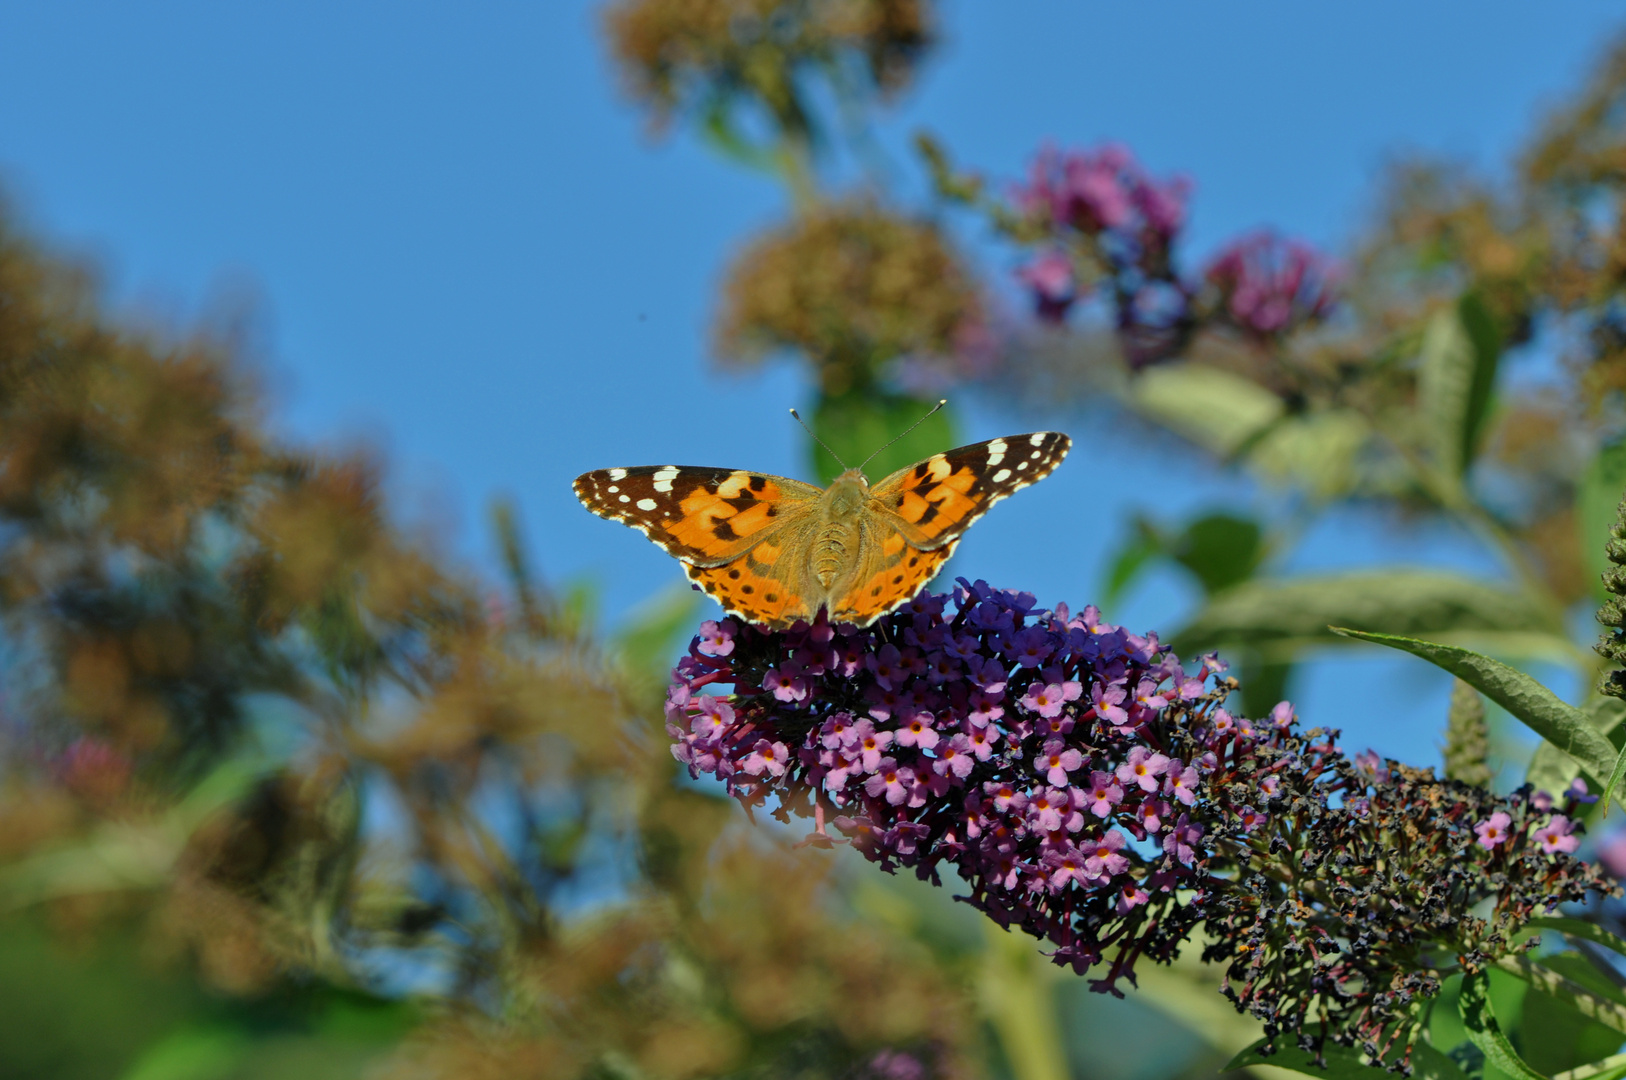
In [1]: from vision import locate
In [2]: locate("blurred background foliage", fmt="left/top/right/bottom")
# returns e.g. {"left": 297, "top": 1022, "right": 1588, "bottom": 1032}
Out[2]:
{"left": 4, "top": 1, "right": 1626, "bottom": 1078}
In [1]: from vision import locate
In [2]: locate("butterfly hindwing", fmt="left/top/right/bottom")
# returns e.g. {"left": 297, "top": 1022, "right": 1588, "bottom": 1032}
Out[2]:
{"left": 870, "top": 432, "right": 1072, "bottom": 550}
{"left": 573, "top": 466, "right": 820, "bottom": 566}
{"left": 827, "top": 533, "right": 959, "bottom": 625}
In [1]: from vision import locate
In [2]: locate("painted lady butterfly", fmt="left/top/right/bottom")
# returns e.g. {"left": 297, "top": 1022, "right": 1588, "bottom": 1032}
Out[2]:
{"left": 573, "top": 432, "right": 1071, "bottom": 628}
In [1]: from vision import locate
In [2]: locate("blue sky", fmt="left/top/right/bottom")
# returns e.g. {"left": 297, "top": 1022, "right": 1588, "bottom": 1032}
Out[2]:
{"left": 0, "top": 0, "right": 1620, "bottom": 768}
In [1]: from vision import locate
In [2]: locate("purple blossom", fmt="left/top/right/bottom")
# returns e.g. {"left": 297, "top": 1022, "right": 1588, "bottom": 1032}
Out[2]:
{"left": 1016, "top": 250, "right": 1078, "bottom": 323}
{"left": 1090, "top": 681, "right": 1129, "bottom": 726}
{"left": 1021, "top": 680, "right": 1080, "bottom": 718}
{"left": 1165, "top": 761, "right": 1199, "bottom": 806}
{"left": 1035, "top": 737, "right": 1084, "bottom": 786}
{"left": 1474, "top": 812, "right": 1512, "bottom": 850}
{"left": 696, "top": 619, "right": 735, "bottom": 657}
{"left": 742, "top": 739, "right": 790, "bottom": 777}
{"left": 1203, "top": 230, "right": 1339, "bottom": 341}
{"left": 764, "top": 663, "right": 808, "bottom": 703}
{"left": 1085, "top": 771, "right": 1123, "bottom": 818}
{"left": 1534, "top": 814, "right": 1580, "bottom": 855}
{"left": 1115, "top": 746, "right": 1170, "bottom": 793}
{"left": 1269, "top": 701, "right": 1296, "bottom": 729}
{"left": 1163, "top": 814, "right": 1203, "bottom": 864}
{"left": 1570, "top": 778, "right": 1601, "bottom": 804}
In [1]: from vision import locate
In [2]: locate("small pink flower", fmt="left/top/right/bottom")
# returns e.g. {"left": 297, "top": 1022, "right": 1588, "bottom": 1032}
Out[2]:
{"left": 1474, "top": 811, "right": 1512, "bottom": 850}
{"left": 1533, "top": 815, "right": 1580, "bottom": 855}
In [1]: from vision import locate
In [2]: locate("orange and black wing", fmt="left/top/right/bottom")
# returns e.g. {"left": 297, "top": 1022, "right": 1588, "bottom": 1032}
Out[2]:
{"left": 573, "top": 465, "right": 819, "bottom": 566}
{"left": 869, "top": 432, "right": 1071, "bottom": 549}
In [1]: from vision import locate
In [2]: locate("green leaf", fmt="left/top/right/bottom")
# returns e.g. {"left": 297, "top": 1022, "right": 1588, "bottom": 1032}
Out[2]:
{"left": 1131, "top": 364, "right": 1285, "bottom": 458}
{"left": 1223, "top": 1035, "right": 1468, "bottom": 1079}
{"left": 1172, "top": 571, "right": 1562, "bottom": 660}
{"left": 809, "top": 392, "right": 956, "bottom": 486}
{"left": 1457, "top": 293, "right": 1504, "bottom": 466}
{"left": 1579, "top": 440, "right": 1626, "bottom": 603}
{"left": 1603, "top": 742, "right": 1626, "bottom": 815}
{"left": 1329, "top": 628, "right": 1614, "bottom": 784}
{"left": 1102, "top": 517, "right": 1164, "bottom": 609}
{"left": 1527, "top": 698, "right": 1626, "bottom": 799}
{"left": 1461, "top": 970, "right": 1549, "bottom": 1080}
{"left": 1172, "top": 513, "right": 1264, "bottom": 595}
{"left": 1417, "top": 295, "right": 1503, "bottom": 478}
{"left": 1553, "top": 1050, "right": 1626, "bottom": 1080}
{"left": 1528, "top": 917, "right": 1626, "bottom": 965}
{"left": 1101, "top": 512, "right": 1264, "bottom": 608}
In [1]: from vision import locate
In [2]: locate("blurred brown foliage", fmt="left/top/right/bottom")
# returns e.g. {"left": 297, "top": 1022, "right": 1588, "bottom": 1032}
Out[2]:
{"left": 0, "top": 200, "right": 981, "bottom": 1077}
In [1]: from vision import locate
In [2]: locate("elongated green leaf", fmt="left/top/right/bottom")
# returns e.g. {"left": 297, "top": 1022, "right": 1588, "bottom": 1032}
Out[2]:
{"left": 1329, "top": 628, "right": 1614, "bottom": 783}
{"left": 1580, "top": 440, "right": 1626, "bottom": 603}
{"left": 1604, "top": 743, "right": 1626, "bottom": 815}
{"left": 1497, "top": 954, "right": 1626, "bottom": 1037}
{"left": 1418, "top": 306, "right": 1477, "bottom": 478}
{"left": 1554, "top": 1050, "right": 1626, "bottom": 1080}
{"left": 1461, "top": 970, "right": 1548, "bottom": 1080}
{"left": 1224, "top": 1035, "right": 1467, "bottom": 1079}
{"left": 1131, "top": 363, "right": 1284, "bottom": 458}
{"left": 1528, "top": 699, "right": 1626, "bottom": 798}
{"left": 1417, "top": 295, "right": 1503, "bottom": 479}
{"left": 1530, "top": 918, "right": 1626, "bottom": 964}
{"left": 1172, "top": 571, "right": 1561, "bottom": 658}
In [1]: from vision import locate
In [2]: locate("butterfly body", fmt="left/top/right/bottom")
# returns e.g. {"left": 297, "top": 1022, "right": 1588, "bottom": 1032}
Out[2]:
{"left": 574, "top": 432, "right": 1071, "bottom": 629}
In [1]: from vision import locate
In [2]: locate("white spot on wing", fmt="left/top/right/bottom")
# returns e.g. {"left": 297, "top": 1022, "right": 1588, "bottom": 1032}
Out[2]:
{"left": 992, "top": 468, "right": 1011, "bottom": 482}
{"left": 653, "top": 480, "right": 673, "bottom": 492}
{"left": 636, "top": 498, "right": 658, "bottom": 511}
{"left": 608, "top": 468, "right": 628, "bottom": 481}
{"left": 1029, "top": 433, "right": 1046, "bottom": 446}
{"left": 606, "top": 485, "right": 618, "bottom": 493}
{"left": 619, "top": 495, "right": 631, "bottom": 503}
{"left": 987, "top": 438, "right": 1007, "bottom": 466}
{"left": 1017, "top": 461, "right": 1028, "bottom": 470}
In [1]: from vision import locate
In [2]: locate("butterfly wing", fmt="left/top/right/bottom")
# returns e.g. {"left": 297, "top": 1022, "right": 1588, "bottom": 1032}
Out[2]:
{"left": 573, "top": 465, "right": 821, "bottom": 566}
{"left": 870, "top": 432, "right": 1072, "bottom": 549}
{"left": 826, "top": 432, "right": 1072, "bottom": 626}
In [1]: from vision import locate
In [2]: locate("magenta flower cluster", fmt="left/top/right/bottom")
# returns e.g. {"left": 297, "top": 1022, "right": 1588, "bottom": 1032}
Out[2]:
{"left": 1000, "top": 143, "right": 1340, "bottom": 370}
{"left": 1202, "top": 230, "right": 1340, "bottom": 341}
{"left": 668, "top": 579, "right": 1256, "bottom": 993}
{"left": 1008, "top": 145, "right": 1195, "bottom": 367}
{"left": 665, "top": 582, "right": 1613, "bottom": 1069}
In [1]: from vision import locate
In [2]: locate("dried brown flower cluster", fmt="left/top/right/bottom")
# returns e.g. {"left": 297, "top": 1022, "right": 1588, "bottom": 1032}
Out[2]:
{"left": 603, "top": 0, "right": 934, "bottom": 133}
{"left": 714, "top": 202, "right": 983, "bottom": 395}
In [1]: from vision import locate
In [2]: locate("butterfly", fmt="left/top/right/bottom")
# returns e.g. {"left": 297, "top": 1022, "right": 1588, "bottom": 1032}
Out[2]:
{"left": 573, "top": 432, "right": 1071, "bottom": 629}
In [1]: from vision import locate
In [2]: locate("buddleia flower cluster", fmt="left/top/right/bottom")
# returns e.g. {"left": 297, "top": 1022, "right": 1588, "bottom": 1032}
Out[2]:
{"left": 665, "top": 581, "right": 1612, "bottom": 1071}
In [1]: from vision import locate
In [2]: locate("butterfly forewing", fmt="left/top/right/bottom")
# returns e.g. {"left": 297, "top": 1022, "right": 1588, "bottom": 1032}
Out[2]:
{"left": 574, "top": 431, "right": 1071, "bottom": 630}
{"left": 573, "top": 465, "right": 820, "bottom": 566}
{"left": 871, "top": 432, "right": 1072, "bottom": 550}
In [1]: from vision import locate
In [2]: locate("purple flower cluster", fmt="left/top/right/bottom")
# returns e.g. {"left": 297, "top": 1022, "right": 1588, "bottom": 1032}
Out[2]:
{"left": 669, "top": 579, "right": 1253, "bottom": 993}
{"left": 1202, "top": 230, "right": 1340, "bottom": 342}
{"left": 665, "top": 581, "right": 1614, "bottom": 1071}
{"left": 1008, "top": 145, "right": 1194, "bottom": 366}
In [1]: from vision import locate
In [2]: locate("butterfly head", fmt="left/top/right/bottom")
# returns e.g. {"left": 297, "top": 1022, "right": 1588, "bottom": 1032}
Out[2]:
{"left": 826, "top": 469, "right": 872, "bottom": 516}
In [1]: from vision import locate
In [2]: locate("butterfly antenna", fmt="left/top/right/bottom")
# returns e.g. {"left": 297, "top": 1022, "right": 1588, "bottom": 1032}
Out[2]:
{"left": 789, "top": 407, "right": 850, "bottom": 471}
{"left": 858, "top": 399, "right": 948, "bottom": 472}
